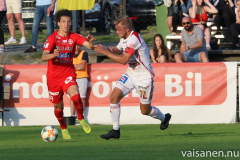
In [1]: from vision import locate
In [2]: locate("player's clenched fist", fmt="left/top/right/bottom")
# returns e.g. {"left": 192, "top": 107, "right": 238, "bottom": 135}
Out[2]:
{"left": 53, "top": 49, "right": 60, "bottom": 57}
{"left": 85, "top": 34, "right": 96, "bottom": 42}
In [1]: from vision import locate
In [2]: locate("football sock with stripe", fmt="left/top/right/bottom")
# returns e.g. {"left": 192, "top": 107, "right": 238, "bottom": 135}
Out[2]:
{"left": 110, "top": 103, "right": 121, "bottom": 130}
{"left": 71, "top": 94, "right": 84, "bottom": 120}
{"left": 148, "top": 106, "right": 165, "bottom": 121}
{"left": 54, "top": 109, "right": 67, "bottom": 130}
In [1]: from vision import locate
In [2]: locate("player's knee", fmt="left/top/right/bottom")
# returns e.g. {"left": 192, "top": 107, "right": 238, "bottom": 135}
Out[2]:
{"left": 71, "top": 94, "right": 82, "bottom": 105}
{"left": 53, "top": 102, "right": 63, "bottom": 110}
{"left": 110, "top": 93, "right": 120, "bottom": 104}
{"left": 141, "top": 108, "right": 151, "bottom": 115}
{"left": 140, "top": 106, "right": 151, "bottom": 115}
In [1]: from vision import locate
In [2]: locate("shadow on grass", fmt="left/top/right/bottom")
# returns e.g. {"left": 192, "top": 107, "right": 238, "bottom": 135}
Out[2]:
{"left": 158, "top": 131, "right": 236, "bottom": 138}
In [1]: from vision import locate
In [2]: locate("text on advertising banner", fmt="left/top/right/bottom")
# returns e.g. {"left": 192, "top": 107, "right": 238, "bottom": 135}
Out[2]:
{"left": 3, "top": 63, "right": 227, "bottom": 107}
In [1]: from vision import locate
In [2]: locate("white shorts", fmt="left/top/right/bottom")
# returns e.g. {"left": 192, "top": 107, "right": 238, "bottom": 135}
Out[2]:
{"left": 114, "top": 73, "right": 154, "bottom": 104}
{"left": 76, "top": 78, "right": 88, "bottom": 98}
{"left": 6, "top": 0, "right": 22, "bottom": 14}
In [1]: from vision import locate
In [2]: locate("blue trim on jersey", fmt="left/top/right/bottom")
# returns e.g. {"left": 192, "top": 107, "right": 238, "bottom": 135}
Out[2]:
{"left": 57, "top": 52, "right": 72, "bottom": 59}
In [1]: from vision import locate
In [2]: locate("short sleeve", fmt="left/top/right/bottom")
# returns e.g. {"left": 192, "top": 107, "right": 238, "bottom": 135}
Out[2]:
{"left": 116, "top": 39, "right": 123, "bottom": 51}
{"left": 195, "top": 27, "right": 204, "bottom": 40}
{"left": 76, "top": 34, "right": 86, "bottom": 46}
{"left": 127, "top": 36, "right": 141, "bottom": 50}
{"left": 43, "top": 35, "right": 55, "bottom": 51}
{"left": 181, "top": 30, "right": 185, "bottom": 42}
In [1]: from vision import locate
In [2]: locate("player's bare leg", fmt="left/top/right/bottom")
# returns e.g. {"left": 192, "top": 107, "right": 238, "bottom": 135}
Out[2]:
{"left": 140, "top": 103, "right": 171, "bottom": 130}
{"left": 101, "top": 87, "right": 124, "bottom": 140}
{"left": 67, "top": 85, "right": 91, "bottom": 133}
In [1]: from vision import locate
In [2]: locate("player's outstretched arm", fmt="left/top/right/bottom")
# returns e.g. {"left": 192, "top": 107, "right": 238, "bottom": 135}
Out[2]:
{"left": 82, "top": 34, "right": 96, "bottom": 50}
{"left": 42, "top": 49, "right": 60, "bottom": 61}
{"left": 94, "top": 44, "right": 132, "bottom": 65}
{"left": 107, "top": 46, "right": 122, "bottom": 55}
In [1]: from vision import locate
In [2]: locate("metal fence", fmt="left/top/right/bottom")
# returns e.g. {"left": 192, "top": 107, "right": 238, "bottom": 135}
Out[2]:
{"left": 2, "top": 0, "right": 156, "bottom": 34}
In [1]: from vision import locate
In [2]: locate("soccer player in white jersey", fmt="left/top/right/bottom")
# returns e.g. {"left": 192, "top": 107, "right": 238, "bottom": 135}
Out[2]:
{"left": 94, "top": 15, "right": 171, "bottom": 140}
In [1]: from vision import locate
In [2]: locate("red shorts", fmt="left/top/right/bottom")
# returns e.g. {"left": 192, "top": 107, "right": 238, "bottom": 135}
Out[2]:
{"left": 47, "top": 75, "right": 77, "bottom": 104}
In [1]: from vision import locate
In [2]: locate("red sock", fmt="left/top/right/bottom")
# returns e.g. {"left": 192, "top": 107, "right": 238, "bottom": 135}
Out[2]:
{"left": 71, "top": 94, "right": 84, "bottom": 120}
{"left": 54, "top": 109, "right": 67, "bottom": 130}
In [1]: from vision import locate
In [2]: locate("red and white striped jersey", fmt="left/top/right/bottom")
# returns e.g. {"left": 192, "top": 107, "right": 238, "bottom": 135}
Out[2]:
{"left": 116, "top": 31, "right": 155, "bottom": 80}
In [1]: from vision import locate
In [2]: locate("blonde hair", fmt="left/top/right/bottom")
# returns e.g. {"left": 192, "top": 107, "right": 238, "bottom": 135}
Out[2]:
{"left": 114, "top": 15, "right": 132, "bottom": 30}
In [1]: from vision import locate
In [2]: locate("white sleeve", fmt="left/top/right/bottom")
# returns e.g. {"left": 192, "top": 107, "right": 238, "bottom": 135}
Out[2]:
{"left": 116, "top": 39, "right": 123, "bottom": 51}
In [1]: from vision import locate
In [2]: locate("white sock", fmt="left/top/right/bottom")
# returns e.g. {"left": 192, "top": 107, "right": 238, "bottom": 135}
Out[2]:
{"left": 148, "top": 106, "right": 165, "bottom": 121}
{"left": 110, "top": 103, "right": 121, "bottom": 130}
{"left": 206, "top": 44, "right": 211, "bottom": 48}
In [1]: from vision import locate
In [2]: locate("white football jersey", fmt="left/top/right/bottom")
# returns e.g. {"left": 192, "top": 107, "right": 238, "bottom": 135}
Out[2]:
{"left": 116, "top": 31, "right": 155, "bottom": 80}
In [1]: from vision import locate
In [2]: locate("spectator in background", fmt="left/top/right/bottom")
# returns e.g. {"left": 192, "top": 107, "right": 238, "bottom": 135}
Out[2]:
{"left": 214, "top": 0, "right": 235, "bottom": 35}
{"left": 150, "top": 34, "right": 172, "bottom": 63}
{"left": 5, "top": 0, "right": 27, "bottom": 44}
{"left": 210, "top": 0, "right": 219, "bottom": 19}
{"left": 70, "top": 45, "right": 89, "bottom": 124}
{"left": 24, "top": 0, "right": 56, "bottom": 53}
{"left": 189, "top": 0, "right": 218, "bottom": 50}
{"left": 172, "top": 0, "right": 192, "bottom": 35}
{"left": 165, "top": 0, "right": 175, "bottom": 34}
{"left": 214, "top": 0, "right": 237, "bottom": 49}
{"left": 225, "top": 0, "right": 240, "bottom": 49}
{"left": 174, "top": 17, "right": 209, "bottom": 62}
{"left": 0, "top": 0, "right": 6, "bottom": 52}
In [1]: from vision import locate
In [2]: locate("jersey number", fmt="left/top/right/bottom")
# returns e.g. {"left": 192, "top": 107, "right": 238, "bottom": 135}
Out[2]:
{"left": 140, "top": 90, "right": 147, "bottom": 99}
{"left": 65, "top": 76, "right": 73, "bottom": 84}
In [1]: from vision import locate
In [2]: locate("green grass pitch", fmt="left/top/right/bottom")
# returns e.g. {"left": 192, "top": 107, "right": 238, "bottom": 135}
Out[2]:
{"left": 0, "top": 124, "right": 239, "bottom": 160}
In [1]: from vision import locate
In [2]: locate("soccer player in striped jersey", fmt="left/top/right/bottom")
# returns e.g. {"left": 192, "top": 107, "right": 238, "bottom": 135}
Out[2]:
{"left": 94, "top": 15, "right": 172, "bottom": 140}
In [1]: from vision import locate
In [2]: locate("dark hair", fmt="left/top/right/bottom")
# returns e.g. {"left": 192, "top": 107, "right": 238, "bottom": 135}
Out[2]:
{"left": 152, "top": 34, "right": 169, "bottom": 61}
{"left": 55, "top": 9, "right": 72, "bottom": 22}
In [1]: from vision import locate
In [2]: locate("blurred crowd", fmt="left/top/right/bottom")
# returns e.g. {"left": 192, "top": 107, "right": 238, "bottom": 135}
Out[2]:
{"left": 150, "top": 0, "right": 240, "bottom": 63}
